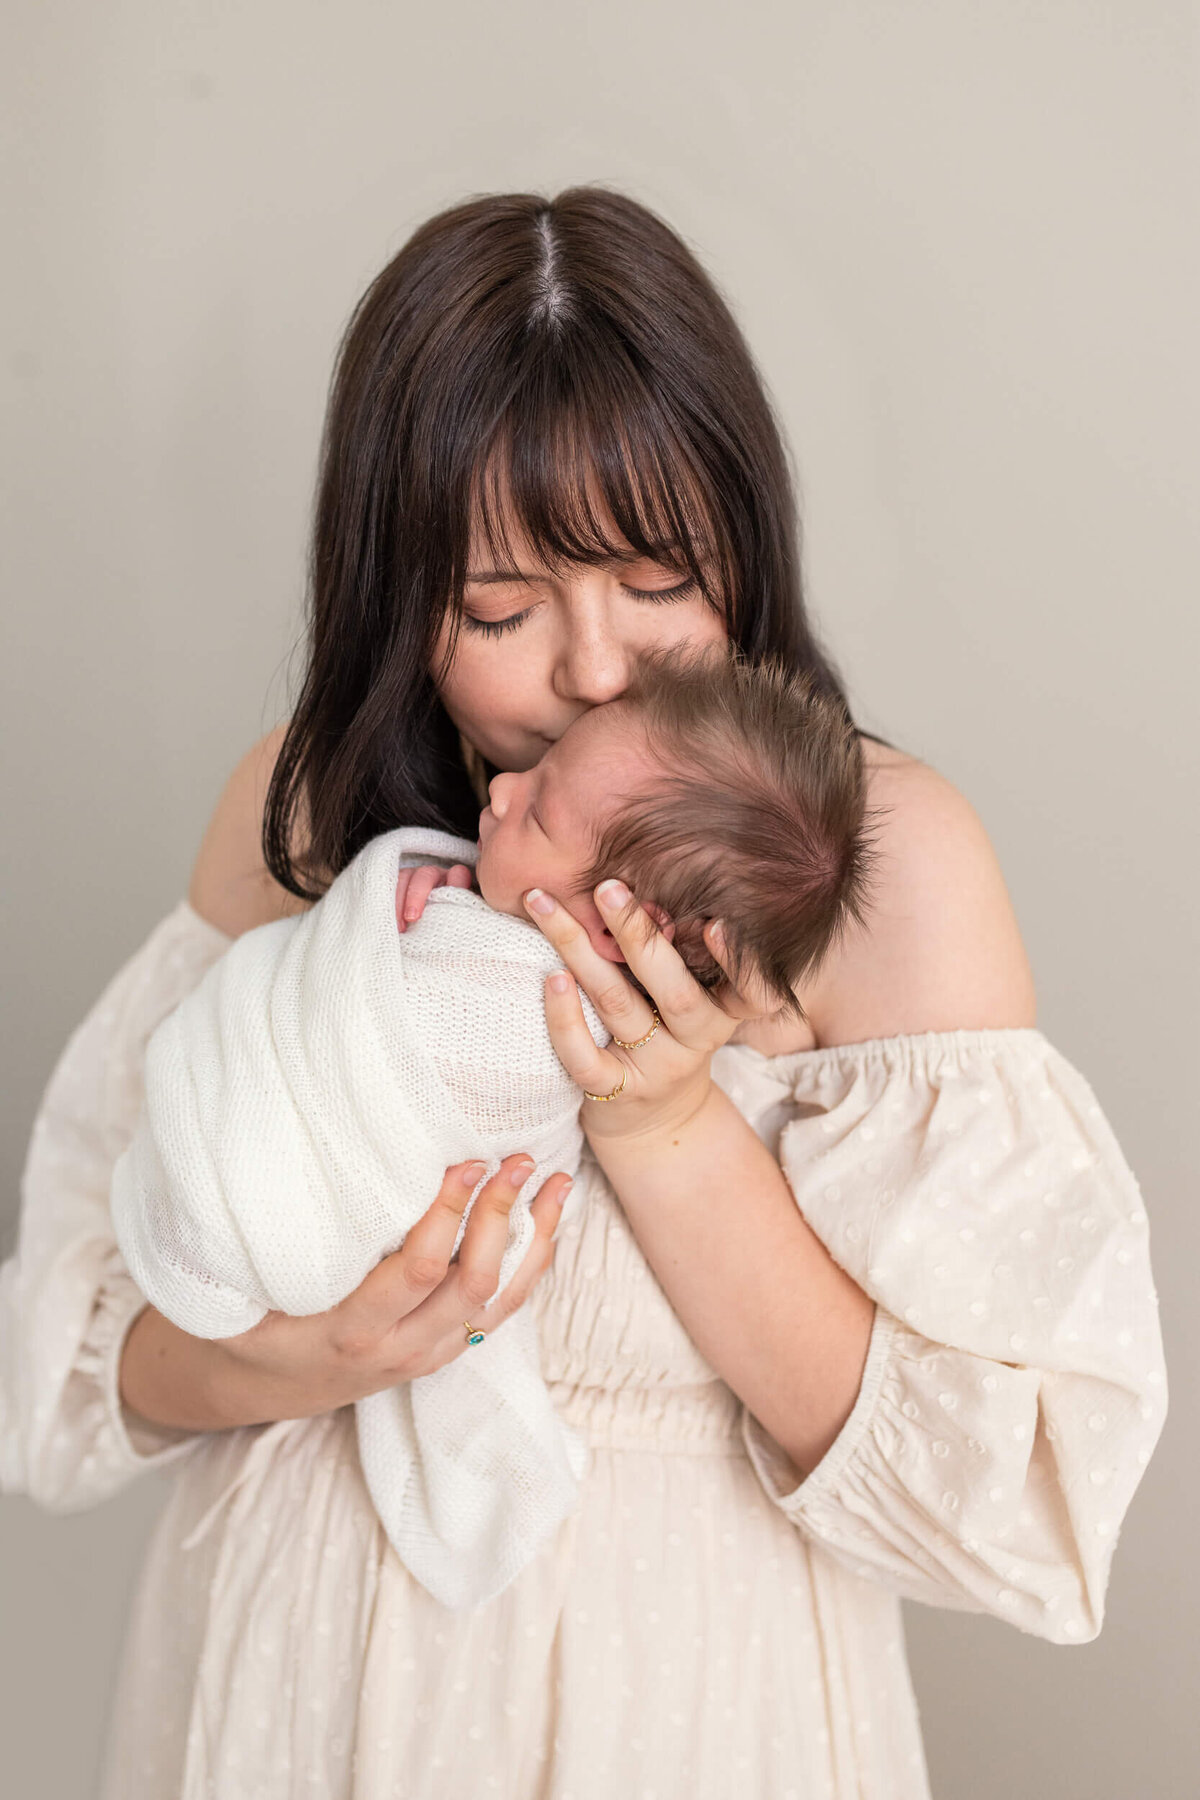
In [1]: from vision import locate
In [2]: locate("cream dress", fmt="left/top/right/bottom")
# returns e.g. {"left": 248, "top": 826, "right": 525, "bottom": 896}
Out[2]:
{"left": 0, "top": 899, "right": 1168, "bottom": 1800}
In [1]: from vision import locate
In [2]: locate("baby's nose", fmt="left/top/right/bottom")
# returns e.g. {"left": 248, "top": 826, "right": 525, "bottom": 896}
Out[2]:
{"left": 487, "top": 772, "right": 512, "bottom": 818}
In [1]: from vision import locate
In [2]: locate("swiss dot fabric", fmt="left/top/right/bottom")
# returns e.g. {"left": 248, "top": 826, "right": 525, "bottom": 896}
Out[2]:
{"left": 0, "top": 900, "right": 1168, "bottom": 1799}
{"left": 108, "top": 827, "right": 608, "bottom": 1610}
{"left": 712, "top": 1031, "right": 1168, "bottom": 1644}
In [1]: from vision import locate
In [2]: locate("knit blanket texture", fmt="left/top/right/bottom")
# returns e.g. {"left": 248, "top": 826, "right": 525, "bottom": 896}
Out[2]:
{"left": 111, "top": 827, "right": 608, "bottom": 1610}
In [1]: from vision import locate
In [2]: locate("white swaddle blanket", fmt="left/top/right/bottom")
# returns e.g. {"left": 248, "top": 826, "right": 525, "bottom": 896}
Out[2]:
{"left": 111, "top": 827, "right": 609, "bottom": 1610}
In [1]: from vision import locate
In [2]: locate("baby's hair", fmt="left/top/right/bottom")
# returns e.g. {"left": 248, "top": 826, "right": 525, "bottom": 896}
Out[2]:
{"left": 574, "top": 642, "right": 881, "bottom": 1020}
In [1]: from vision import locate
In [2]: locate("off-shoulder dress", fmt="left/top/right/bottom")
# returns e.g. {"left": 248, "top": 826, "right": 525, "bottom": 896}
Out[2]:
{"left": 0, "top": 899, "right": 1167, "bottom": 1800}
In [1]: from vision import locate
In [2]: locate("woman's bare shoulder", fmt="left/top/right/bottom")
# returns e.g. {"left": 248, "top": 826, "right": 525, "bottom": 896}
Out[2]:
{"left": 804, "top": 740, "right": 1038, "bottom": 1046}
{"left": 187, "top": 724, "right": 315, "bottom": 938}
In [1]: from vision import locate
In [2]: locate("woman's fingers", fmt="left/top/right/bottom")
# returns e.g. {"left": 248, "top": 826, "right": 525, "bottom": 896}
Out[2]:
{"left": 223, "top": 1160, "right": 568, "bottom": 1413}
{"left": 344, "top": 1159, "right": 484, "bottom": 1336}
{"left": 342, "top": 1155, "right": 564, "bottom": 1357}
{"left": 523, "top": 888, "right": 665, "bottom": 1047}
{"left": 592, "top": 881, "right": 731, "bottom": 1045}
{"left": 524, "top": 883, "right": 728, "bottom": 1053}
{"left": 479, "top": 1168, "right": 573, "bottom": 1319}
{"left": 449, "top": 1155, "right": 536, "bottom": 1312}
{"left": 542, "top": 969, "right": 632, "bottom": 1099}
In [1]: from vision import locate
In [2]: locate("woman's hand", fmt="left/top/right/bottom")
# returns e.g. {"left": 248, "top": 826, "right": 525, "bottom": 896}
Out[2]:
{"left": 395, "top": 861, "right": 474, "bottom": 932}
{"left": 522, "top": 878, "right": 781, "bottom": 1143}
{"left": 122, "top": 1155, "right": 571, "bottom": 1431}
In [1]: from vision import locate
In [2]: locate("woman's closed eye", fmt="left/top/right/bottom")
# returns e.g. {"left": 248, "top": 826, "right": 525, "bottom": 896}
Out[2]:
{"left": 463, "top": 576, "right": 700, "bottom": 638}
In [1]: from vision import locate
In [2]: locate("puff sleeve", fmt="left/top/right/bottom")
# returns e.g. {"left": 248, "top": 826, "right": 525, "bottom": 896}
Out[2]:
{"left": 721, "top": 1029, "right": 1168, "bottom": 1646}
{"left": 0, "top": 900, "right": 235, "bottom": 1510}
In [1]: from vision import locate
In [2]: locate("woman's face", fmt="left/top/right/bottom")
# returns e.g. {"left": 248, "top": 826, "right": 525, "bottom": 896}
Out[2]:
{"left": 432, "top": 497, "right": 729, "bottom": 772}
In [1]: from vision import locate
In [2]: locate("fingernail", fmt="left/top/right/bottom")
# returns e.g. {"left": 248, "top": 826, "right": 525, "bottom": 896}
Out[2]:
{"left": 461, "top": 1161, "right": 487, "bottom": 1185}
{"left": 556, "top": 1179, "right": 573, "bottom": 1206}
{"left": 508, "top": 1161, "right": 535, "bottom": 1186}
{"left": 596, "top": 879, "right": 630, "bottom": 910}
{"left": 525, "top": 888, "right": 555, "bottom": 916}
{"left": 548, "top": 971, "right": 570, "bottom": 993}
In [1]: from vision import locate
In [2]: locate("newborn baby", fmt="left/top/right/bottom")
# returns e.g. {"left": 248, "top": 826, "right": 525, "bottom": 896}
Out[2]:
{"left": 112, "top": 643, "right": 872, "bottom": 1611}
{"left": 471, "top": 640, "right": 872, "bottom": 1013}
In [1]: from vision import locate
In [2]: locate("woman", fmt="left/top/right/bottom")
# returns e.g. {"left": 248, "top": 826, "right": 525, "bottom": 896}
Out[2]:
{"left": 1, "top": 187, "right": 1166, "bottom": 1798}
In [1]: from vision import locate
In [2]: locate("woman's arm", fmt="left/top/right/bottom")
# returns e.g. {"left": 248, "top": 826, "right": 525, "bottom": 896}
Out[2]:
{"left": 742, "top": 1029, "right": 1166, "bottom": 1644}
{"left": 583, "top": 1081, "right": 877, "bottom": 1475}
{"left": 117, "top": 728, "right": 301, "bottom": 1433}
{"left": 521, "top": 754, "right": 1038, "bottom": 1480}
{"left": 186, "top": 724, "right": 312, "bottom": 939}
{"left": 1, "top": 903, "right": 235, "bottom": 1505}
{"left": 118, "top": 1145, "right": 571, "bottom": 1431}
{"left": 119, "top": 1303, "right": 254, "bottom": 1431}
{"left": 523, "top": 760, "right": 1167, "bottom": 1644}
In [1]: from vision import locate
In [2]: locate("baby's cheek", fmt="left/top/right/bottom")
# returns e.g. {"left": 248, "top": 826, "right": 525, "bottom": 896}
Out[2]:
{"left": 473, "top": 842, "right": 511, "bottom": 915}
{"left": 486, "top": 839, "right": 553, "bottom": 921}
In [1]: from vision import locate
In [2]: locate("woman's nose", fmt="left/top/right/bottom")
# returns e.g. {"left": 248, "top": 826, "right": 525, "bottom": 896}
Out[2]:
{"left": 555, "top": 584, "right": 633, "bottom": 705}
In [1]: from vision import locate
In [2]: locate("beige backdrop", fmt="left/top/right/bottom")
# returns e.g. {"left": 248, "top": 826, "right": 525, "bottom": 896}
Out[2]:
{"left": 2, "top": 3, "right": 1196, "bottom": 1795}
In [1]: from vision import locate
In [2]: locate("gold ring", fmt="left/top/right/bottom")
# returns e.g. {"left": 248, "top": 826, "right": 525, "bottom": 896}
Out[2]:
{"left": 611, "top": 1006, "right": 661, "bottom": 1052}
{"left": 464, "top": 1320, "right": 486, "bottom": 1345}
{"left": 583, "top": 1065, "right": 628, "bottom": 1103}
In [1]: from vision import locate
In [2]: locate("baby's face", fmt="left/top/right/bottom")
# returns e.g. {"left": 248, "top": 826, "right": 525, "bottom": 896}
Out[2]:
{"left": 475, "top": 703, "right": 656, "bottom": 963}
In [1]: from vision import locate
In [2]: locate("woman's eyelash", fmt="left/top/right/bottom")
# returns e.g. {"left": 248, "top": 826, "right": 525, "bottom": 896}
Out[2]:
{"left": 466, "top": 611, "right": 528, "bottom": 638}
{"left": 622, "top": 577, "right": 698, "bottom": 603}
{"left": 463, "top": 577, "right": 698, "bottom": 638}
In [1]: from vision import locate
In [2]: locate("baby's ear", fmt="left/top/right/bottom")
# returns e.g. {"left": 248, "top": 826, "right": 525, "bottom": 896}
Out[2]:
{"left": 642, "top": 900, "right": 676, "bottom": 944}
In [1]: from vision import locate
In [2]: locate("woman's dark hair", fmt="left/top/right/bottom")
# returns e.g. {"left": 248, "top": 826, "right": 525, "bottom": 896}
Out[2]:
{"left": 265, "top": 184, "right": 873, "bottom": 900}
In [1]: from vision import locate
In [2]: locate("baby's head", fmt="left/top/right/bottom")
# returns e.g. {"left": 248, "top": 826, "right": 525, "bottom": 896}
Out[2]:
{"left": 475, "top": 643, "right": 875, "bottom": 1018}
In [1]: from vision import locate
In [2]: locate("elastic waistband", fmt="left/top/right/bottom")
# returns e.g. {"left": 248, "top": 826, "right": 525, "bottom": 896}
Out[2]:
{"left": 546, "top": 1378, "right": 745, "bottom": 1455}
{"left": 178, "top": 1380, "right": 748, "bottom": 1560}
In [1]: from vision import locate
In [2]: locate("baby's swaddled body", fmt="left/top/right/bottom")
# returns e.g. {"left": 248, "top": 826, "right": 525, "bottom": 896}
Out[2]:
{"left": 112, "top": 826, "right": 607, "bottom": 1611}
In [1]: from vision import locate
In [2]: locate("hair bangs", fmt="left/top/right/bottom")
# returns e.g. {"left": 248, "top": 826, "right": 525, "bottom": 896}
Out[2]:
{"left": 267, "top": 186, "right": 868, "bottom": 898}
{"left": 456, "top": 340, "right": 733, "bottom": 618}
